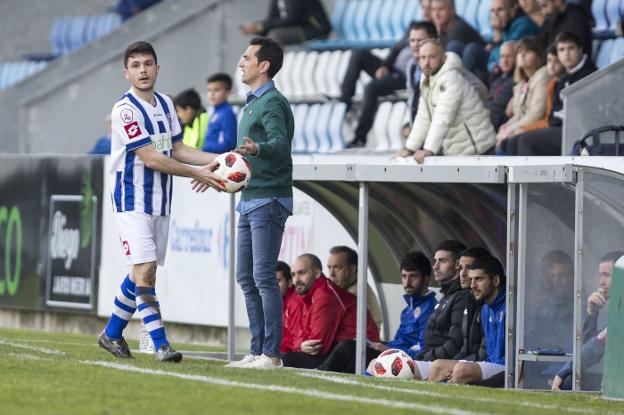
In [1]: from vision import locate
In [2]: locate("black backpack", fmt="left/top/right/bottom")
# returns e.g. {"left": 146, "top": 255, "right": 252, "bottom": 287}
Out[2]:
{"left": 572, "top": 125, "right": 624, "bottom": 156}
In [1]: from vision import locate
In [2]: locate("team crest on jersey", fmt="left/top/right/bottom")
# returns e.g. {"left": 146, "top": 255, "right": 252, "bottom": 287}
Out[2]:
{"left": 413, "top": 307, "right": 421, "bottom": 318}
{"left": 122, "top": 240, "right": 131, "bottom": 256}
{"left": 120, "top": 108, "right": 134, "bottom": 123}
{"left": 124, "top": 121, "right": 142, "bottom": 139}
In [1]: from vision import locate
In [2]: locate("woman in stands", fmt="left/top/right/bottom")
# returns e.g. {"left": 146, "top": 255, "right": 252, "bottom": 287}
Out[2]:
{"left": 496, "top": 37, "right": 550, "bottom": 153}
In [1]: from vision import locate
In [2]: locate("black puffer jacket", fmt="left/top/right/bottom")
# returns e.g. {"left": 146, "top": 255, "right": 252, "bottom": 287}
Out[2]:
{"left": 454, "top": 300, "right": 487, "bottom": 361}
{"left": 416, "top": 278, "right": 475, "bottom": 361}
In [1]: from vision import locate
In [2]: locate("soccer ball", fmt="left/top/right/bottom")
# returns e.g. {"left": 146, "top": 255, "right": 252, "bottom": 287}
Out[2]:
{"left": 213, "top": 152, "right": 251, "bottom": 193}
{"left": 373, "top": 348, "right": 416, "bottom": 379}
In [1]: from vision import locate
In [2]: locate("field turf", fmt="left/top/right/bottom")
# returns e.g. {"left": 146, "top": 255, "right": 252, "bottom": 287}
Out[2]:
{"left": 1, "top": 328, "right": 623, "bottom": 415}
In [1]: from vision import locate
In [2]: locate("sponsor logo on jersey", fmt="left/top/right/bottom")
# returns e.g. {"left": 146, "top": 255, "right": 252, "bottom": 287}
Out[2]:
{"left": 124, "top": 121, "right": 142, "bottom": 139}
{"left": 122, "top": 240, "right": 131, "bottom": 256}
{"left": 120, "top": 108, "right": 134, "bottom": 123}
{"left": 151, "top": 133, "right": 173, "bottom": 152}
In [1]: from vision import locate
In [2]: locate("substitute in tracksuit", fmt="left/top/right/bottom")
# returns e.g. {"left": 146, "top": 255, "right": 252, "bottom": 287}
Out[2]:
{"left": 427, "top": 256, "right": 506, "bottom": 385}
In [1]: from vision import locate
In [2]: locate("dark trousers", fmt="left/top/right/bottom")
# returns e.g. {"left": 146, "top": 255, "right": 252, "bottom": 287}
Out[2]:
{"left": 446, "top": 40, "right": 489, "bottom": 78}
{"left": 282, "top": 351, "right": 327, "bottom": 369}
{"left": 340, "top": 49, "right": 406, "bottom": 143}
{"left": 317, "top": 339, "right": 381, "bottom": 373}
{"left": 503, "top": 127, "right": 562, "bottom": 155}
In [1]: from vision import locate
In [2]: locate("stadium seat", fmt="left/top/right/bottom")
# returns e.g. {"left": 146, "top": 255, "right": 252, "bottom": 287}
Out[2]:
{"left": 303, "top": 103, "right": 322, "bottom": 153}
{"left": 0, "top": 61, "right": 48, "bottom": 91}
{"left": 606, "top": 0, "right": 621, "bottom": 31}
{"left": 378, "top": 0, "right": 396, "bottom": 43}
{"left": 456, "top": 0, "right": 469, "bottom": 18}
{"left": 477, "top": 0, "right": 493, "bottom": 39}
{"left": 274, "top": 51, "right": 294, "bottom": 96}
{"left": 290, "top": 51, "right": 308, "bottom": 99}
{"left": 366, "top": 0, "right": 384, "bottom": 44}
{"left": 292, "top": 104, "right": 310, "bottom": 153}
{"left": 592, "top": 0, "right": 609, "bottom": 33}
{"left": 328, "top": 102, "right": 348, "bottom": 152}
{"left": 315, "top": 103, "right": 334, "bottom": 153}
{"left": 596, "top": 39, "right": 615, "bottom": 68}
{"left": 610, "top": 37, "right": 624, "bottom": 64}
{"left": 300, "top": 51, "right": 320, "bottom": 98}
{"left": 51, "top": 13, "right": 121, "bottom": 56}
{"left": 370, "top": 101, "right": 394, "bottom": 151}
{"left": 387, "top": 101, "right": 409, "bottom": 150}
{"left": 463, "top": 0, "right": 481, "bottom": 31}
{"left": 402, "top": 0, "right": 421, "bottom": 32}
{"left": 390, "top": 0, "right": 409, "bottom": 40}
{"left": 352, "top": 0, "right": 371, "bottom": 43}
{"left": 314, "top": 51, "right": 332, "bottom": 97}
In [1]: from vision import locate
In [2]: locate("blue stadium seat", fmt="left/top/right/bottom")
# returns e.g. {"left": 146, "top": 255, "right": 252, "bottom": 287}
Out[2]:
{"left": 477, "top": 0, "right": 493, "bottom": 39}
{"left": 329, "top": 0, "right": 348, "bottom": 40}
{"left": 596, "top": 39, "right": 615, "bottom": 68}
{"left": 303, "top": 104, "right": 322, "bottom": 153}
{"left": 402, "top": 0, "right": 420, "bottom": 34}
{"left": 378, "top": 0, "right": 396, "bottom": 42}
{"left": 328, "top": 102, "right": 348, "bottom": 152}
{"left": 292, "top": 104, "right": 310, "bottom": 153}
{"left": 0, "top": 61, "right": 48, "bottom": 91}
{"left": 592, "top": 0, "right": 609, "bottom": 33}
{"left": 606, "top": 0, "right": 621, "bottom": 31}
{"left": 610, "top": 37, "right": 624, "bottom": 64}
{"left": 463, "top": 0, "right": 481, "bottom": 30}
{"left": 51, "top": 14, "right": 121, "bottom": 56}
{"left": 455, "top": 0, "right": 469, "bottom": 18}
{"left": 352, "top": 0, "right": 371, "bottom": 43}
{"left": 315, "top": 103, "right": 334, "bottom": 153}
{"left": 390, "top": 0, "right": 408, "bottom": 40}
{"left": 366, "top": 0, "right": 384, "bottom": 43}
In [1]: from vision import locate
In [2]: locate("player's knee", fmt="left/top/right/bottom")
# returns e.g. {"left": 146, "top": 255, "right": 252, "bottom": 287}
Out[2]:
{"left": 133, "top": 262, "right": 157, "bottom": 286}
{"left": 452, "top": 362, "right": 477, "bottom": 384}
{"left": 427, "top": 360, "right": 445, "bottom": 381}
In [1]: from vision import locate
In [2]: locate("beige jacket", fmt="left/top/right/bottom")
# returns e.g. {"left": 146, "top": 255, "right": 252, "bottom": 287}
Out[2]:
{"left": 504, "top": 65, "right": 550, "bottom": 133}
{"left": 406, "top": 52, "right": 496, "bottom": 155}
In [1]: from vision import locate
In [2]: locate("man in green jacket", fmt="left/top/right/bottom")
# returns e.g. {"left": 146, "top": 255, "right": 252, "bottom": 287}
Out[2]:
{"left": 227, "top": 37, "right": 294, "bottom": 370}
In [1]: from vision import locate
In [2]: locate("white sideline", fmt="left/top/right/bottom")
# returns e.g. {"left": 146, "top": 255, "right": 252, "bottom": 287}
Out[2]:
{"left": 7, "top": 352, "right": 43, "bottom": 360}
{"left": 81, "top": 360, "right": 490, "bottom": 415}
{"left": 298, "top": 372, "right": 595, "bottom": 415}
{"left": 0, "top": 339, "right": 66, "bottom": 355}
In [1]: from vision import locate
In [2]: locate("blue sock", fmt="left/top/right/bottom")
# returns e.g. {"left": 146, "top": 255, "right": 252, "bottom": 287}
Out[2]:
{"left": 104, "top": 275, "right": 136, "bottom": 339}
{"left": 135, "top": 286, "right": 169, "bottom": 350}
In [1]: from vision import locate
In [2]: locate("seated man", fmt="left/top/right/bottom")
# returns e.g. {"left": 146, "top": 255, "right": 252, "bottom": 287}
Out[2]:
{"left": 506, "top": 31, "right": 595, "bottom": 155}
{"left": 281, "top": 254, "right": 379, "bottom": 369}
{"left": 538, "top": 0, "right": 592, "bottom": 57}
{"left": 552, "top": 326, "right": 607, "bottom": 391}
{"left": 412, "top": 240, "right": 475, "bottom": 380}
{"left": 240, "top": 0, "right": 331, "bottom": 46}
{"left": 427, "top": 256, "right": 506, "bottom": 386}
{"left": 487, "top": 41, "right": 516, "bottom": 131}
{"left": 396, "top": 40, "right": 496, "bottom": 164}
{"left": 327, "top": 246, "right": 383, "bottom": 330}
{"left": 277, "top": 260, "right": 302, "bottom": 354}
{"left": 318, "top": 251, "right": 437, "bottom": 373}
{"left": 430, "top": 0, "right": 484, "bottom": 52}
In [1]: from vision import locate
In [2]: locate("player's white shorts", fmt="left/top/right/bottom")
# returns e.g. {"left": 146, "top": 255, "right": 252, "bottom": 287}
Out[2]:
{"left": 459, "top": 360, "right": 505, "bottom": 380}
{"left": 114, "top": 211, "right": 169, "bottom": 266}
{"left": 414, "top": 361, "right": 432, "bottom": 379}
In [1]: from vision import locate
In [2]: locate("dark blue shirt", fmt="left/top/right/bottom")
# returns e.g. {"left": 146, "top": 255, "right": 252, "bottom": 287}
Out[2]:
{"left": 202, "top": 102, "right": 237, "bottom": 154}
{"left": 482, "top": 289, "right": 506, "bottom": 364}
{"left": 387, "top": 291, "right": 437, "bottom": 359}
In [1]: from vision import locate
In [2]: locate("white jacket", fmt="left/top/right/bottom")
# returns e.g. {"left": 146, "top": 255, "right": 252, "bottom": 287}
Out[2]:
{"left": 406, "top": 52, "right": 496, "bottom": 155}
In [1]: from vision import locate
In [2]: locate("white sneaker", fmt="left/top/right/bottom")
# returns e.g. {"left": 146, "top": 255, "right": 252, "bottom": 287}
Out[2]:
{"left": 225, "top": 354, "right": 259, "bottom": 368}
{"left": 243, "top": 354, "right": 283, "bottom": 369}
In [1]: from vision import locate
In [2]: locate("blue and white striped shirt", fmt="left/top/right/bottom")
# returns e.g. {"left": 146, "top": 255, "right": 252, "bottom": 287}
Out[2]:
{"left": 109, "top": 89, "right": 183, "bottom": 216}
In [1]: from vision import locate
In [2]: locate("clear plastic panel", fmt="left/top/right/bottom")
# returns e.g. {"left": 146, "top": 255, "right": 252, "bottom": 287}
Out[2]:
{"left": 521, "top": 183, "right": 575, "bottom": 389}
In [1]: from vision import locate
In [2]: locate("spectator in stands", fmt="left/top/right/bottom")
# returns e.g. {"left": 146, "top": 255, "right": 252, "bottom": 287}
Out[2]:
{"left": 240, "top": 0, "right": 331, "bottom": 46}
{"left": 454, "top": 0, "right": 541, "bottom": 77}
{"left": 406, "top": 22, "right": 439, "bottom": 122}
{"left": 427, "top": 256, "right": 506, "bottom": 387}
{"left": 114, "top": 0, "right": 161, "bottom": 21}
{"left": 281, "top": 254, "right": 379, "bottom": 369}
{"left": 412, "top": 240, "right": 475, "bottom": 380}
{"left": 487, "top": 41, "right": 516, "bottom": 131}
{"left": 538, "top": 0, "right": 592, "bottom": 56}
{"left": 327, "top": 246, "right": 383, "bottom": 330}
{"left": 496, "top": 37, "right": 549, "bottom": 151}
{"left": 318, "top": 251, "right": 437, "bottom": 374}
{"left": 519, "top": 0, "right": 546, "bottom": 27}
{"left": 202, "top": 73, "right": 237, "bottom": 153}
{"left": 396, "top": 40, "right": 496, "bottom": 164}
{"left": 430, "top": 0, "right": 484, "bottom": 51}
{"left": 88, "top": 115, "right": 112, "bottom": 155}
{"left": 337, "top": 21, "right": 435, "bottom": 148}
{"left": 174, "top": 88, "right": 208, "bottom": 149}
{"left": 504, "top": 31, "right": 595, "bottom": 155}
{"left": 420, "top": 0, "right": 433, "bottom": 21}
{"left": 516, "top": 44, "right": 565, "bottom": 133}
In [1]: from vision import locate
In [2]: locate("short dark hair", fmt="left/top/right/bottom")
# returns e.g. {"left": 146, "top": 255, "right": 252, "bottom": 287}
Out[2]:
{"left": 554, "top": 31, "right": 583, "bottom": 50}
{"left": 600, "top": 251, "right": 624, "bottom": 264}
{"left": 541, "top": 250, "right": 573, "bottom": 269}
{"left": 206, "top": 72, "right": 233, "bottom": 90}
{"left": 276, "top": 260, "right": 291, "bottom": 281}
{"left": 400, "top": 251, "right": 432, "bottom": 278}
{"left": 173, "top": 88, "right": 201, "bottom": 110}
{"left": 299, "top": 253, "right": 323, "bottom": 273}
{"left": 329, "top": 246, "right": 358, "bottom": 267}
{"left": 249, "top": 36, "right": 284, "bottom": 79}
{"left": 124, "top": 41, "right": 157, "bottom": 68}
{"left": 434, "top": 240, "right": 467, "bottom": 263}
{"left": 409, "top": 20, "right": 438, "bottom": 38}
{"left": 469, "top": 256, "right": 506, "bottom": 286}
{"left": 546, "top": 43, "right": 558, "bottom": 56}
{"left": 460, "top": 247, "right": 491, "bottom": 260}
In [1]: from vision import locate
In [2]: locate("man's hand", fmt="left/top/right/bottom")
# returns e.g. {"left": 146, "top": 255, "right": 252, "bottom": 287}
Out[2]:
{"left": 240, "top": 21, "right": 262, "bottom": 35}
{"left": 552, "top": 375, "right": 564, "bottom": 391}
{"left": 368, "top": 342, "right": 389, "bottom": 352}
{"left": 236, "top": 137, "right": 259, "bottom": 157}
{"left": 375, "top": 66, "right": 390, "bottom": 79}
{"left": 301, "top": 339, "right": 323, "bottom": 355}
{"left": 190, "top": 159, "right": 225, "bottom": 193}
{"left": 587, "top": 288, "right": 608, "bottom": 316}
{"left": 414, "top": 149, "right": 433, "bottom": 164}
{"left": 395, "top": 147, "right": 414, "bottom": 158}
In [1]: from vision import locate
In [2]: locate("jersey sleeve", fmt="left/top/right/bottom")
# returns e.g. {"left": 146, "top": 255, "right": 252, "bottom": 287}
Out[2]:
{"left": 111, "top": 102, "right": 152, "bottom": 152}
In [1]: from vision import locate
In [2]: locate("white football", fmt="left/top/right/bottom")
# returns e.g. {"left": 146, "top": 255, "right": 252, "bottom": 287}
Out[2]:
{"left": 373, "top": 348, "right": 416, "bottom": 379}
{"left": 213, "top": 152, "right": 251, "bottom": 193}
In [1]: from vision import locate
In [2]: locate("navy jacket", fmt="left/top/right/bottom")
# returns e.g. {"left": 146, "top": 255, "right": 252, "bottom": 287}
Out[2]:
{"left": 386, "top": 291, "right": 437, "bottom": 359}
{"left": 482, "top": 289, "right": 506, "bottom": 364}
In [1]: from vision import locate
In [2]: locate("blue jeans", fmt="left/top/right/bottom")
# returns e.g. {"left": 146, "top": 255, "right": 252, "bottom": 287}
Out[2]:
{"left": 446, "top": 40, "right": 489, "bottom": 77}
{"left": 236, "top": 199, "right": 289, "bottom": 357}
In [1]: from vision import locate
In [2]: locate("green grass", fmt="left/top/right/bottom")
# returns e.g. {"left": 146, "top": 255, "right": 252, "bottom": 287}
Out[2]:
{"left": 0, "top": 328, "right": 623, "bottom": 415}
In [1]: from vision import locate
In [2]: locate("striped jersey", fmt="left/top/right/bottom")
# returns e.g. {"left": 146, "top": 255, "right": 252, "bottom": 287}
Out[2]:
{"left": 109, "top": 89, "right": 183, "bottom": 216}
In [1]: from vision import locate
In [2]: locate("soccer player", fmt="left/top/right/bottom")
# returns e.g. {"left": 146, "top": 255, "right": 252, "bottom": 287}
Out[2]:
{"left": 98, "top": 41, "right": 224, "bottom": 362}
